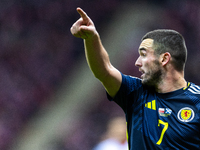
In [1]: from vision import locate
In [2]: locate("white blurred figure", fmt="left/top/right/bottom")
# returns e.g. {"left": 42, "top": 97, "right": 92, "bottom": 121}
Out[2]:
{"left": 93, "top": 117, "right": 128, "bottom": 150}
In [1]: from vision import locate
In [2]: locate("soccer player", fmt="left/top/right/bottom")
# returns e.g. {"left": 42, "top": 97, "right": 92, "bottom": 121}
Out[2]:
{"left": 70, "top": 7, "right": 200, "bottom": 150}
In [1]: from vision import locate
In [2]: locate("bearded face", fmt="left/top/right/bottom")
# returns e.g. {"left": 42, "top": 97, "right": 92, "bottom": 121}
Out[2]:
{"left": 141, "top": 59, "right": 163, "bottom": 87}
{"left": 135, "top": 39, "right": 163, "bottom": 88}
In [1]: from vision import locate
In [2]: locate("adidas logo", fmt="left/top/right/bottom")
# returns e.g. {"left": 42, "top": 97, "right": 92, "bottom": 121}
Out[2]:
{"left": 145, "top": 100, "right": 156, "bottom": 110}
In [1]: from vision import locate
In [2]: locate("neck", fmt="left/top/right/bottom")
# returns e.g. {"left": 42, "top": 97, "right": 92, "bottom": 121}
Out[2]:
{"left": 156, "top": 70, "right": 187, "bottom": 93}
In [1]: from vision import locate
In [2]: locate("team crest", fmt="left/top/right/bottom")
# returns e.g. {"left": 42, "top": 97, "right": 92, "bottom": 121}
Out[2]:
{"left": 177, "top": 107, "right": 195, "bottom": 122}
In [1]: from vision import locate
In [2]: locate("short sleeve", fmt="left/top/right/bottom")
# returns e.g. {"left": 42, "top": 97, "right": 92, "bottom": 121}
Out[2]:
{"left": 107, "top": 73, "right": 143, "bottom": 112}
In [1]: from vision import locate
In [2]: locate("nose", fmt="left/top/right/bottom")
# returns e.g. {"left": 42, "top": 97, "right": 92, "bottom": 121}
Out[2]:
{"left": 135, "top": 56, "right": 142, "bottom": 67}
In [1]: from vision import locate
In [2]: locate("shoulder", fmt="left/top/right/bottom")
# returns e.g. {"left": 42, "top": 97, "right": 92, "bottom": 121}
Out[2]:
{"left": 187, "top": 83, "right": 200, "bottom": 95}
{"left": 185, "top": 82, "right": 200, "bottom": 109}
{"left": 121, "top": 73, "right": 142, "bottom": 90}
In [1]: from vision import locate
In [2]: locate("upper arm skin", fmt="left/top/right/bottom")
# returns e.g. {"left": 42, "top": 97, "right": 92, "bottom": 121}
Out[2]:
{"left": 100, "top": 66, "right": 122, "bottom": 98}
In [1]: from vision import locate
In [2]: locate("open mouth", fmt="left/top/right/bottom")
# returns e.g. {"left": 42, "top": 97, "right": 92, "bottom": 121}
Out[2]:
{"left": 141, "top": 73, "right": 145, "bottom": 79}
{"left": 139, "top": 69, "right": 145, "bottom": 77}
{"left": 139, "top": 70, "right": 145, "bottom": 79}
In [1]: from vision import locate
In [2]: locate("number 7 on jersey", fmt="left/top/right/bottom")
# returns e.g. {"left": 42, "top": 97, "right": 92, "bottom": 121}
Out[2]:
{"left": 156, "top": 119, "right": 169, "bottom": 145}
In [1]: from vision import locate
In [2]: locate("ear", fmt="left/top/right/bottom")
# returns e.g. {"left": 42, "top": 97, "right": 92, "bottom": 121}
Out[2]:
{"left": 160, "top": 52, "right": 171, "bottom": 66}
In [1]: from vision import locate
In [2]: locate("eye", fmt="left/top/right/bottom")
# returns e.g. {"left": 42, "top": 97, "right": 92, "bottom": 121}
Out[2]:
{"left": 140, "top": 52, "right": 146, "bottom": 57}
{"left": 139, "top": 49, "right": 147, "bottom": 57}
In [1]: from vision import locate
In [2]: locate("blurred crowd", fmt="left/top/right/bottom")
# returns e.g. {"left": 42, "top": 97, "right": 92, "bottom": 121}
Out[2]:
{"left": 0, "top": 0, "right": 199, "bottom": 149}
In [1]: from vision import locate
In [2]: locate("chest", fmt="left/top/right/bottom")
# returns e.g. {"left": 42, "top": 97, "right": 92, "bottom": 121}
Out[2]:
{"left": 142, "top": 96, "right": 199, "bottom": 147}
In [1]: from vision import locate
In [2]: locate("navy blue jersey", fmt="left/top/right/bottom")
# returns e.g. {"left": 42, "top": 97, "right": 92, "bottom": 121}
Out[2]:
{"left": 107, "top": 73, "right": 200, "bottom": 150}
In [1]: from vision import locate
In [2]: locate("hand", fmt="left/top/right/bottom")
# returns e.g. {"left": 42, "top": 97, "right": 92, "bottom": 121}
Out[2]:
{"left": 70, "top": 8, "right": 97, "bottom": 39}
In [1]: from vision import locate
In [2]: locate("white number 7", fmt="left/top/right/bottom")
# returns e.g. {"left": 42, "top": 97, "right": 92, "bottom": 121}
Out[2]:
{"left": 156, "top": 119, "right": 168, "bottom": 145}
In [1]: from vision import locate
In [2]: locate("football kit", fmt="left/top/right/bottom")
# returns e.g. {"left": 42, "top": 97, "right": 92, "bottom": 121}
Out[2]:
{"left": 107, "top": 73, "right": 200, "bottom": 150}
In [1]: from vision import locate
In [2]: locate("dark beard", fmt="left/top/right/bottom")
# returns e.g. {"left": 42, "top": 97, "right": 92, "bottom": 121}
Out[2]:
{"left": 142, "top": 67, "right": 162, "bottom": 91}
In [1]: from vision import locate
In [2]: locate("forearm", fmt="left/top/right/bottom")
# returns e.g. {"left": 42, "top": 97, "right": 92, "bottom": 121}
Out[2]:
{"left": 70, "top": 7, "right": 122, "bottom": 97}
{"left": 84, "top": 33, "right": 112, "bottom": 81}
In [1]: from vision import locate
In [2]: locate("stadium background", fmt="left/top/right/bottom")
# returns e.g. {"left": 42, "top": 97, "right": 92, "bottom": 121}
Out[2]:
{"left": 0, "top": 0, "right": 199, "bottom": 149}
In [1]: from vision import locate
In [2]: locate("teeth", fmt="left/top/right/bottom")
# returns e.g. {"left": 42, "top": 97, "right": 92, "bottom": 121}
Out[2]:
{"left": 139, "top": 70, "right": 144, "bottom": 74}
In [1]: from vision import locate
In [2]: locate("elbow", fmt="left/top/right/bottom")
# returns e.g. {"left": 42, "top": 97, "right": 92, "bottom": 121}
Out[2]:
{"left": 92, "top": 65, "right": 113, "bottom": 82}
{"left": 93, "top": 70, "right": 108, "bottom": 81}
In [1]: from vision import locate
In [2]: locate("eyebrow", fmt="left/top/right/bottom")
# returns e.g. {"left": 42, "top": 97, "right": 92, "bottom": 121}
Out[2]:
{"left": 138, "top": 47, "right": 147, "bottom": 52}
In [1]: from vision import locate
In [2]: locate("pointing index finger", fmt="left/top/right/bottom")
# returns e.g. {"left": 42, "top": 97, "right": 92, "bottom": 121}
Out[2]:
{"left": 77, "top": 7, "right": 89, "bottom": 21}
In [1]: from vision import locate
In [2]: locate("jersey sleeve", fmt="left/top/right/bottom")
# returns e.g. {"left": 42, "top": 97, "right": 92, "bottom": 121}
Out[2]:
{"left": 107, "top": 72, "right": 143, "bottom": 113}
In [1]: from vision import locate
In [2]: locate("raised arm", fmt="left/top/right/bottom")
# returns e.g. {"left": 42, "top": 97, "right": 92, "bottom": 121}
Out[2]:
{"left": 70, "top": 8, "right": 121, "bottom": 98}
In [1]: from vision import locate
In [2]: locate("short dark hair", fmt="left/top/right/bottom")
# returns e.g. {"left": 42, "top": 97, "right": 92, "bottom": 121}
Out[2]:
{"left": 142, "top": 29, "right": 187, "bottom": 71}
